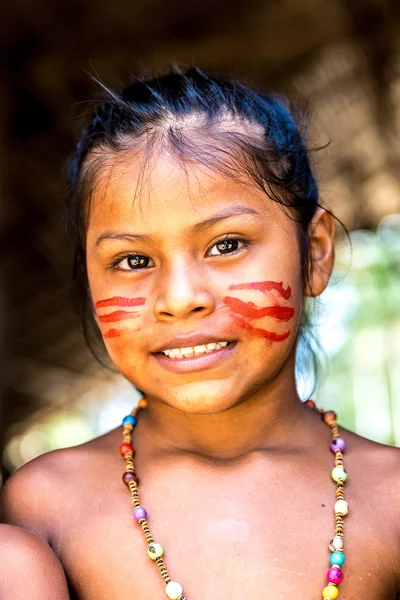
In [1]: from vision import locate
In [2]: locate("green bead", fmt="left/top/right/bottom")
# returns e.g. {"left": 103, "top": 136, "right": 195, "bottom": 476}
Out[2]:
{"left": 147, "top": 542, "right": 164, "bottom": 560}
{"left": 332, "top": 465, "right": 348, "bottom": 483}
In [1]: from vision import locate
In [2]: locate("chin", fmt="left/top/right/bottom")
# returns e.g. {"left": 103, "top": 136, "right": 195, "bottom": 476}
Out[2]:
{"left": 160, "top": 379, "right": 242, "bottom": 415}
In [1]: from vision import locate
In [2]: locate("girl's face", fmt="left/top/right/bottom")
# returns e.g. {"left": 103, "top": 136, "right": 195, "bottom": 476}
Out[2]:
{"left": 86, "top": 149, "right": 328, "bottom": 414}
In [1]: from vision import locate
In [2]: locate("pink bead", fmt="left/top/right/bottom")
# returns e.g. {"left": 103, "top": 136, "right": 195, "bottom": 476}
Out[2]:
{"left": 331, "top": 437, "right": 346, "bottom": 452}
{"left": 133, "top": 506, "right": 147, "bottom": 521}
{"left": 327, "top": 567, "right": 344, "bottom": 584}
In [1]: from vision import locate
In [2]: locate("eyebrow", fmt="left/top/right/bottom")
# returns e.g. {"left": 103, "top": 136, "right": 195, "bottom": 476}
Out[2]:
{"left": 95, "top": 205, "right": 260, "bottom": 247}
{"left": 191, "top": 206, "right": 260, "bottom": 233}
{"left": 95, "top": 231, "right": 153, "bottom": 247}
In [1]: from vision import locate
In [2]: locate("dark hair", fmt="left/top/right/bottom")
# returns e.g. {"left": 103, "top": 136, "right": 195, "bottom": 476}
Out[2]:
{"left": 67, "top": 65, "right": 333, "bottom": 393}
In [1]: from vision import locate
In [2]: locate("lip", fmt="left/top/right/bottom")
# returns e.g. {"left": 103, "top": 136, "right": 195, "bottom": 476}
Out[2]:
{"left": 152, "top": 333, "right": 235, "bottom": 353}
{"left": 153, "top": 341, "right": 237, "bottom": 374}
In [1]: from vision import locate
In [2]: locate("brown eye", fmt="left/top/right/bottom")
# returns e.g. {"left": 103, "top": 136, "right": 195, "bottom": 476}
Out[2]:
{"left": 116, "top": 254, "right": 155, "bottom": 271}
{"left": 208, "top": 238, "right": 245, "bottom": 256}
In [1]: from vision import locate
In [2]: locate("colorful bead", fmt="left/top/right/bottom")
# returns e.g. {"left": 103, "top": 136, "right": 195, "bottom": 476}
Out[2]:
{"left": 332, "top": 466, "right": 348, "bottom": 482}
{"left": 327, "top": 567, "right": 344, "bottom": 584}
{"left": 323, "top": 410, "right": 337, "bottom": 425}
{"left": 330, "top": 438, "right": 346, "bottom": 452}
{"left": 322, "top": 584, "right": 339, "bottom": 599}
{"left": 334, "top": 500, "right": 349, "bottom": 516}
{"left": 329, "top": 537, "right": 344, "bottom": 552}
{"left": 122, "top": 471, "right": 138, "bottom": 486}
{"left": 119, "top": 443, "right": 134, "bottom": 456}
{"left": 148, "top": 543, "right": 164, "bottom": 560}
{"left": 133, "top": 506, "right": 147, "bottom": 521}
{"left": 165, "top": 581, "right": 183, "bottom": 599}
{"left": 122, "top": 415, "right": 137, "bottom": 427}
{"left": 330, "top": 551, "right": 345, "bottom": 566}
{"left": 120, "top": 401, "right": 348, "bottom": 600}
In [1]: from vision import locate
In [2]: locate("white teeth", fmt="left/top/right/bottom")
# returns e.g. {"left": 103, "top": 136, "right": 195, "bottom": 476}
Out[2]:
{"left": 194, "top": 345, "right": 207, "bottom": 355}
{"left": 162, "top": 341, "right": 230, "bottom": 359}
{"left": 181, "top": 347, "right": 194, "bottom": 357}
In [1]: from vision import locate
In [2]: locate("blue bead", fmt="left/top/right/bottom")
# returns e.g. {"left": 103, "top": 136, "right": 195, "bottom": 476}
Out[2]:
{"left": 330, "top": 551, "right": 345, "bottom": 565}
{"left": 122, "top": 415, "right": 137, "bottom": 427}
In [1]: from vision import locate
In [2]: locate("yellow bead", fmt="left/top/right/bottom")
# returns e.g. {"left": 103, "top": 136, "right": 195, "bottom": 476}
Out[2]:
{"left": 147, "top": 542, "right": 164, "bottom": 560}
{"left": 332, "top": 466, "right": 348, "bottom": 483}
{"left": 334, "top": 499, "right": 349, "bottom": 515}
{"left": 322, "top": 584, "right": 339, "bottom": 599}
{"left": 165, "top": 581, "right": 183, "bottom": 599}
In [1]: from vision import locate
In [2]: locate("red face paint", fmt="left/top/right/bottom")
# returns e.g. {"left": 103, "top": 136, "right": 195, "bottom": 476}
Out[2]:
{"left": 230, "top": 315, "right": 291, "bottom": 341}
{"left": 228, "top": 281, "right": 291, "bottom": 300}
{"left": 103, "top": 328, "right": 121, "bottom": 338}
{"left": 98, "top": 310, "right": 141, "bottom": 323}
{"left": 223, "top": 280, "right": 294, "bottom": 342}
{"left": 223, "top": 297, "right": 294, "bottom": 321}
{"left": 96, "top": 296, "right": 146, "bottom": 339}
{"left": 95, "top": 296, "right": 146, "bottom": 308}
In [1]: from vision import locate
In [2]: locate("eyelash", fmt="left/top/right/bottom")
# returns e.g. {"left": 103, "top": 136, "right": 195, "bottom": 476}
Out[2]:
{"left": 109, "top": 236, "right": 249, "bottom": 272}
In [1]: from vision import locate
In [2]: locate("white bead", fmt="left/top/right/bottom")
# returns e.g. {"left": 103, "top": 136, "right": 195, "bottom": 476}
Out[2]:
{"left": 165, "top": 581, "right": 183, "bottom": 599}
{"left": 329, "top": 536, "right": 344, "bottom": 551}
{"left": 334, "top": 499, "right": 349, "bottom": 515}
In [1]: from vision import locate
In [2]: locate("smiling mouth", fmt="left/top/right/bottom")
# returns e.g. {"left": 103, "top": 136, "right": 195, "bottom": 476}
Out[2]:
{"left": 160, "top": 341, "right": 232, "bottom": 359}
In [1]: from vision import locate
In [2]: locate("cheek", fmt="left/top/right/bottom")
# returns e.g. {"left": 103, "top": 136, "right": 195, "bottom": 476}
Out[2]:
{"left": 223, "top": 279, "right": 298, "bottom": 342}
{"left": 94, "top": 295, "right": 146, "bottom": 341}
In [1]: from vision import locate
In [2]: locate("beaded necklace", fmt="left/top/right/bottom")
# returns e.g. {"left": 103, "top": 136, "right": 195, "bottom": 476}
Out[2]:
{"left": 120, "top": 398, "right": 348, "bottom": 600}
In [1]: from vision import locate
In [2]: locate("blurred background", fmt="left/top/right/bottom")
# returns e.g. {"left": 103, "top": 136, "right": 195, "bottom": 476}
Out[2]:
{"left": 1, "top": 0, "right": 400, "bottom": 483}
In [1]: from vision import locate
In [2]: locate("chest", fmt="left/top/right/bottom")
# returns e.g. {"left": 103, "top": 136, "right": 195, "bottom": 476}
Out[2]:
{"left": 54, "top": 467, "right": 399, "bottom": 600}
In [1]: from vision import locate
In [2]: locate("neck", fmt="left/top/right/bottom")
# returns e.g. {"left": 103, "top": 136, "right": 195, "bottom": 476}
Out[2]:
{"left": 137, "top": 363, "right": 318, "bottom": 462}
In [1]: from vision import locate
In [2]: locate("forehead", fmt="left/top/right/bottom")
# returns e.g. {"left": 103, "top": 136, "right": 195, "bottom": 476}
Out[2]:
{"left": 87, "top": 149, "right": 279, "bottom": 235}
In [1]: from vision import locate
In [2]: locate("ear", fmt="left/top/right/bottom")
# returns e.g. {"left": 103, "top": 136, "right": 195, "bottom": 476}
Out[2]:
{"left": 304, "top": 206, "right": 336, "bottom": 298}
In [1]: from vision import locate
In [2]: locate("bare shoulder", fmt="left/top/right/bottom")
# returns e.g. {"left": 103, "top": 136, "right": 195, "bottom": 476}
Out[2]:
{"left": 344, "top": 428, "right": 400, "bottom": 480}
{"left": 343, "top": 429, "right": 400, "bottom": 582}
{"left": 344, "top": 428, "right": 400, "bottom": 516}
{"left": 0, "top": 524, "right": 69, "bottom": 599}
{"left": 0, "top": 427, "right": 120, "bottom": 539}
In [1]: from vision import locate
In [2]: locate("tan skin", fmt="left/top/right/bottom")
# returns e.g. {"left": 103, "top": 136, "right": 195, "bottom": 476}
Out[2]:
{"left": 1, "top": 141, "right": 400, "bottom": 600}
{"left": 0, "top": 524, "right": 69, "bottom": 599}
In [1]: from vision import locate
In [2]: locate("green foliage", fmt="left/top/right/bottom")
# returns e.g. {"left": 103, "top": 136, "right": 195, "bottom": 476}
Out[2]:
{"left": 314, "top": 219, "right": 400, "bottom": 446}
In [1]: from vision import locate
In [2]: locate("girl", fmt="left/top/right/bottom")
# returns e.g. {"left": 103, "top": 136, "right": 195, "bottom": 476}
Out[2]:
{"left": 1, "top": 67, "right": 399, "bottom": 600}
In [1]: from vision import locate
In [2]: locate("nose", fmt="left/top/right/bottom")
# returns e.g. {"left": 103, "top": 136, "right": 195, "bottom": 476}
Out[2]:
{"left": 153, "top": 259, "right": 215, "bottom": 322}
